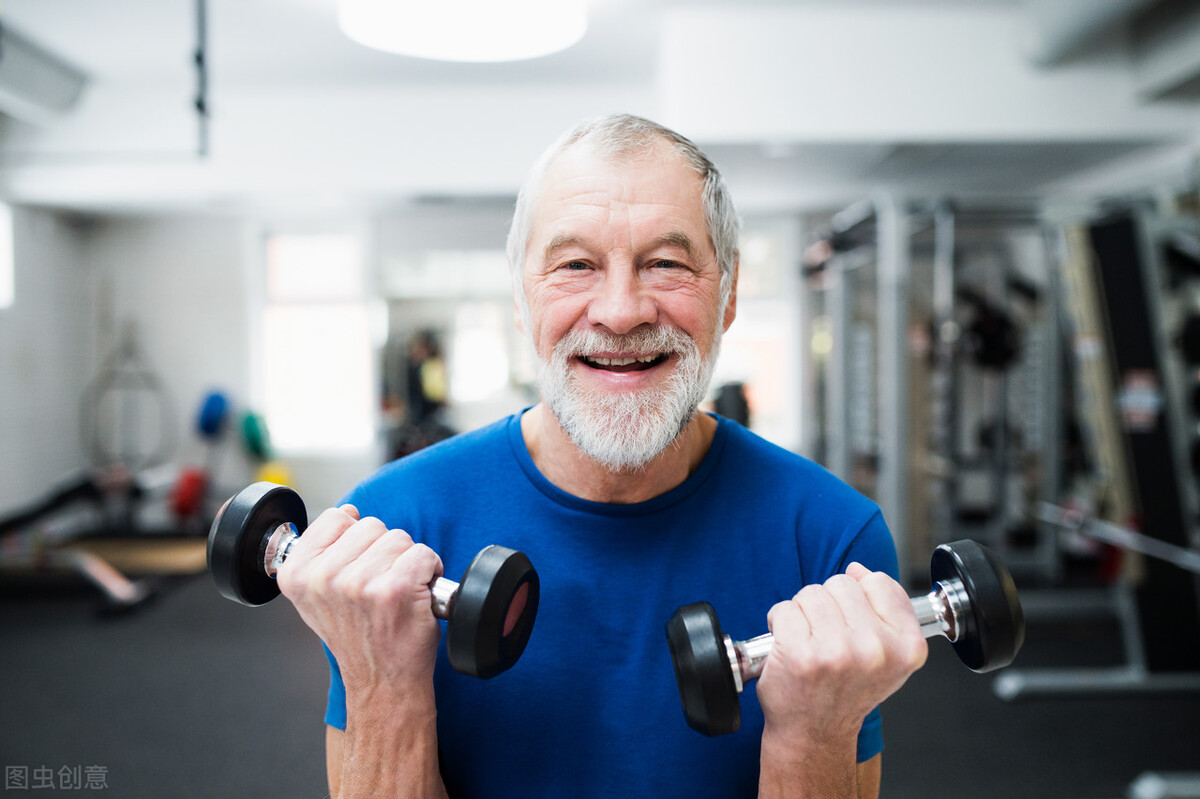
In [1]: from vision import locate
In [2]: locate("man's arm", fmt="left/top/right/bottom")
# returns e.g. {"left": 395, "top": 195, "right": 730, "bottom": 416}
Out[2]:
{"left": 327, "top": 727, "right": 343, "bottom": 796}
{"left": 277, "top": 505, "right": 448, "bottom": 799}
{"left": 856, "top": 755, "right": 882, "bottom": 799}
{"left": 757, "top": 564, "right": 925, "bottom": 799}
{"left": 326, "top": 701, "right": 445, "bottom": 799}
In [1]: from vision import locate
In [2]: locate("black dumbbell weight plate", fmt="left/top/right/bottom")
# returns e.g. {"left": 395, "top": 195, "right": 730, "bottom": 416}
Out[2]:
{"left": 931, "top": 539, "right": 1025, "bottom": 673}
{"left": 446, "top": 545, "right": 540, "bottom": 679}
{"left": 207, "top": 482, "right": 307, "bottom": 607}
{"left": 666, "top": 602, "right": 741, "bottom": 737}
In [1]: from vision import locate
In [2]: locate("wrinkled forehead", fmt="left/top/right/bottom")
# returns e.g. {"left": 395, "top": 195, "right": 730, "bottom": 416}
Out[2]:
{"left": 529, "top": 142, "right": 707, "bottom": 235}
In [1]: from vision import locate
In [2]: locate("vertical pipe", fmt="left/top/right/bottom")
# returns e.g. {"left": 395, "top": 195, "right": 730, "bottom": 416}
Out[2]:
{"left": 931, "top": 204, "right": 957, "bottom": 545}
{"left": 828, "top": 261, "right": 850, "bottom": 482}
{"left": 194, "top": 0, "right": 209, "bottom": 158}
{"left": 1039, "top": 225, "right": 1066, "bottom": 583}
{"left": 876, "top": 197, "right": 912, "bottom": 580}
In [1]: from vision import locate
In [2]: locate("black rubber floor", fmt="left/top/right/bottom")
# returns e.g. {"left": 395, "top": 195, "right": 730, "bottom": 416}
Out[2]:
{"left": 2, "top": 575, "right": 1198, "bottom": 798}
{"left": 0, "top": 575, "right": 329, "bottom": 798}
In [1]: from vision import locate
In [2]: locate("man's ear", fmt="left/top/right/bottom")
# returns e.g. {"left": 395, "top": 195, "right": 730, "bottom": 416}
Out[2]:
{"left": 722, "top": 257, "right": 739, "bottom": 332}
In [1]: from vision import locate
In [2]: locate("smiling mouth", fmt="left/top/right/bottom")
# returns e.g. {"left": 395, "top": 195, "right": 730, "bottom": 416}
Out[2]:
{"left": 577, "top": 353, "right": 670, "bottom": 373}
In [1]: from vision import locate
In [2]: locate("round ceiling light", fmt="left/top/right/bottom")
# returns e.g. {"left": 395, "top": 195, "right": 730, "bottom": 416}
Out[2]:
{"left": 338, "top": 0, "right": 588, "bottom": 63}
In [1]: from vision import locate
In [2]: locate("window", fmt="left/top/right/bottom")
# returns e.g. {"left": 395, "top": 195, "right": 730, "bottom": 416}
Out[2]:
{"left": 261, "top": 232, "right": 374, "bottom": 452}
{"left": 448, "top": 302, "right": 511, "bottom": 403}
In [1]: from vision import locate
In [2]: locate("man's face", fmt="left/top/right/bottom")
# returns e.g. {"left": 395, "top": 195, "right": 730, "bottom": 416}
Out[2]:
{"left": 517, "top": 142, "right": 736, "bottom": 470}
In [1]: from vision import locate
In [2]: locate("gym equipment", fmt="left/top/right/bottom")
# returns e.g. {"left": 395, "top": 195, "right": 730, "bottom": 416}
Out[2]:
{"left": 0, "top": 467, "right": 205, "bottom": 612}
{"left": 958, "top": 287, "right": 1022, "bottom": 371}
{"left": 994, "top": 504, "right": 1200, "bottom": 702}
{"left": 196, "top": 391, "right": 229, "bottom": 440}
{"left": 253, "top": 460, "right": 293, "bottom": 487}
{"left": 240, "top": 411, "right": 272, "bottom": 461}
{"left": 207, "top": 482, "right": 540, "bottom": 679}
{"left": 1039, "top": 503, "right": 1200, "bottom": 576}
{"left": 170, "top": 466, "right": 208, "bottom": 519}
{"left": 665, "top": 539, "right": 1024, "bottom": 737}
{"left": 80, "top": 322, "right": 175, "bottom": 472}
{"left": 803, "top": 199, "right": 1059, "bottom": 583}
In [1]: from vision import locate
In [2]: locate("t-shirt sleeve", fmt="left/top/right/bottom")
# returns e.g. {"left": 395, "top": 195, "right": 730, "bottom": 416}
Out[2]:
{"left": 844, "top": 508, "right": 899, "bottom": 763}
{"left": 324, "top": 642, "right": 348, "bottom": 730}
{"left": 321, "top": 485, "right": 368, "bottom": 732}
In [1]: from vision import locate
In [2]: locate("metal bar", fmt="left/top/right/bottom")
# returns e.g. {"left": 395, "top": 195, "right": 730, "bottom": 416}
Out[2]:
{"left": 827, "top": 256, "right": 850, "bottom": 482}
{"left": 994, "top": 665, "right": 1200, "bottom": 700}
{"left": 876, "top": 197, "right": 911, "bottom": 577}
{"left": 1128, "top": 772, "right": 1200, "bottom": 799}
{"left": 195, "top": 0, "right": 209, "bottom": 158}
{"left": 1115, "top": 581, "right": 1148, "bottom": 672}
{"left": 829, "top": 198, "right": 878, "bottom": 238}
{"left": 1037, "top": 225, "right": 1066, "bottom": 583}
{"left": 929, "top": 205, "right": 958, "bottom": 546}
{"left": 1038, "top": 503, "right": 1200, "bottom": 575}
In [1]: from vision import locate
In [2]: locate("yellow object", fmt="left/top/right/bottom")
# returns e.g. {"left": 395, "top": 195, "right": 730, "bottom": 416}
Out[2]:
{"left": 420, "top": 357, "right": 448, "bottom": 402}
{"left": 255, "top": 461, "right": 293, "bottom": 487}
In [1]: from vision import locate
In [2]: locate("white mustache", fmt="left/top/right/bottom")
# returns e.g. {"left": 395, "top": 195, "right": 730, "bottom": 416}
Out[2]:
{"left": 553, "top": 326, "right": 696, "bottom": 362}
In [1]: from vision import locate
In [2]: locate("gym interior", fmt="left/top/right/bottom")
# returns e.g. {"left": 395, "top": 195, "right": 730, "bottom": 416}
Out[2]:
{"left": 3, "top": 1, "right": 1200, "bottom": 797}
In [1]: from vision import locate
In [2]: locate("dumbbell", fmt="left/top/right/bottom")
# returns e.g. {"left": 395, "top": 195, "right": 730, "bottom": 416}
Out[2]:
{"left": 665, "top": 539, "right": 1024, "bottom": 736}
{"left": 207, "top": 482, "right": 539, "bottom": 679}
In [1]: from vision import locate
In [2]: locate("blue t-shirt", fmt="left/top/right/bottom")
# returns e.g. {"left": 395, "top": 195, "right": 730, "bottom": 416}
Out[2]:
{"left": 325, "top": 411, "right": 897, "bottom": 797}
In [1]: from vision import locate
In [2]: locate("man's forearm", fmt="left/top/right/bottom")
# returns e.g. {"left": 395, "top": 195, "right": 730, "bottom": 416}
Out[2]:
{"left": 758, "top": 728, "right": 860, "bottom": 799}
{"left": 335, "top": 688, "right": 447, "bottom": 799}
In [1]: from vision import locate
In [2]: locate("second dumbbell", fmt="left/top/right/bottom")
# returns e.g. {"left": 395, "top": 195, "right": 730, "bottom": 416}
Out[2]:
{"left": 665, "top": 539, "right": 1024, "bottom": 736}
{"left": 207, "top": 481, "right": 539, "bottom": 679}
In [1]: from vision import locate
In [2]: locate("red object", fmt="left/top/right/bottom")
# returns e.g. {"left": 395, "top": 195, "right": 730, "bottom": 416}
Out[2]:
{"left": 172, "top": 467, "right": 208, "bottom": 519}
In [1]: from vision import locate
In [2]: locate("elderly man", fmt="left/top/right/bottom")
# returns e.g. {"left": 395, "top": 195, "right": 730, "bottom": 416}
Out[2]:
{"left": 278, "top": 115, "right": 926, "bottom": 798}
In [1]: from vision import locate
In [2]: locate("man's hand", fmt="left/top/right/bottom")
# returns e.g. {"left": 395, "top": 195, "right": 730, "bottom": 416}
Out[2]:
{"left": 278, "top": 505, "right": 449, "bottom": 799}
{"left": 276, "top": 504, "right": 444, "bottom": 693}
{"left": 756, "top": 564, "right": 927, "bottom": 798}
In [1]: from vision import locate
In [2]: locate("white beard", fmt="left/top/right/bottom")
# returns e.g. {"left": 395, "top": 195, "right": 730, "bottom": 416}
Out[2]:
{"left": 536, "top": 324, "right": 720, "bottom": 472}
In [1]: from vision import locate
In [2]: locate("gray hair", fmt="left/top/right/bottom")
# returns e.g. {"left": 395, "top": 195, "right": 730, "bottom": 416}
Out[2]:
{"left": 506, "top": 114, "right": 740, "bottom": 313}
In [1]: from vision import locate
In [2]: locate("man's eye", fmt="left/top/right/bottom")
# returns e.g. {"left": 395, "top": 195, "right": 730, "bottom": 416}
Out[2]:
{"left": 653, "top": 260, "right": 681, "bottom": 269}
{"left": 561, "top": 261, "right": 589, "bottom": 271}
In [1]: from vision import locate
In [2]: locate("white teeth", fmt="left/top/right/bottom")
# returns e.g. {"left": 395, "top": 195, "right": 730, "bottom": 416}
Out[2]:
{"left": 586, "top": 354, "right": 660, "bottom": 367}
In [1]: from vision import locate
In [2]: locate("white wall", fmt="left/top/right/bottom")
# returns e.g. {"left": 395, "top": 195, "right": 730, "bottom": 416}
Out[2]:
{"left": 0, "top": 207, "right": 91, "bottom": 514}
{"left": 0, "top": 208, "right": 399, "bottom": 521}
{"left": 80, "top": 215, "right": 261, "bottom": 502}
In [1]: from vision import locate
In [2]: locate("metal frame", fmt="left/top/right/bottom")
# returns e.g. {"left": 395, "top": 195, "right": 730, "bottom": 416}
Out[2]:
{"left": 809, "top": 198, "right": 1058, "bottom": 582}
{"left": 995, "top": 206, "right": 1200, "bottom": 698}
{"left": 813, "top": 196, "right": 913, "bottom": 576}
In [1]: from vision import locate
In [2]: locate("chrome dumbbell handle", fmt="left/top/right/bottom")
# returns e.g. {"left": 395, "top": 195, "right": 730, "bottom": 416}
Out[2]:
{"left": 723, "top": 577, "right": 970, "bottom": 693}
{"left": 260, "top": 522, "right": 460, "bottom": 619}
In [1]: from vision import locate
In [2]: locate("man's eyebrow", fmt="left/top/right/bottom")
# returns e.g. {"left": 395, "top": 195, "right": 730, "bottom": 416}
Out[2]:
{"left": 542, "top": 231, "right": 699, "bottom": 261}
{"left": 543, "top": 234, "right": 584, "bottom": 261}
{"left": 655, "top": 231, "right": 698, "bottom": 257}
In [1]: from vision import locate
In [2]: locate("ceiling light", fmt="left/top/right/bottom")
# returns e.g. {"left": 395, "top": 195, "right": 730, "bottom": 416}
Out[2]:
{"left": 338, "top": 0, "right": 588, "bottom": 63}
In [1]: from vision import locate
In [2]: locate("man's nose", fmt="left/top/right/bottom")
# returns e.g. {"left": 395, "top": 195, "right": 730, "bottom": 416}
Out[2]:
{"left": 587, "top": 267, "right": 657, "bottom": 334}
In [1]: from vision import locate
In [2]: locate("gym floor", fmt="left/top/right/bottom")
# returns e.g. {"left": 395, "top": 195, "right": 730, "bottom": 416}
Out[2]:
{"left": 2, "top": 574, "right": 1198, "bottom": 798}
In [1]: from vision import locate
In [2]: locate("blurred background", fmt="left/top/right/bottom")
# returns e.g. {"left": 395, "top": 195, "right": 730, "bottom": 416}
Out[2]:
{"left": 2, "top": 0, "right": 1200, "bottom": 796}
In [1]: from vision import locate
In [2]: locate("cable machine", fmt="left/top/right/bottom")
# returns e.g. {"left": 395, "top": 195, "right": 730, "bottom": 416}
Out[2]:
{"left": 998, "top": 201, "right": 1200, "bottom": 700}
{"left": 802, "top": 197, "right": 1061, "bottom": 584}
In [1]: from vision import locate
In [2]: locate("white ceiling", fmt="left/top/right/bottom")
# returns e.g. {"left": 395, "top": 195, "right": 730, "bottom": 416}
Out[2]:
{"left": 0, "top": 0, "right": 1195, "bottom": 216}
{"left": 3, "top": 0, "right": 1020, "bottom": 87}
